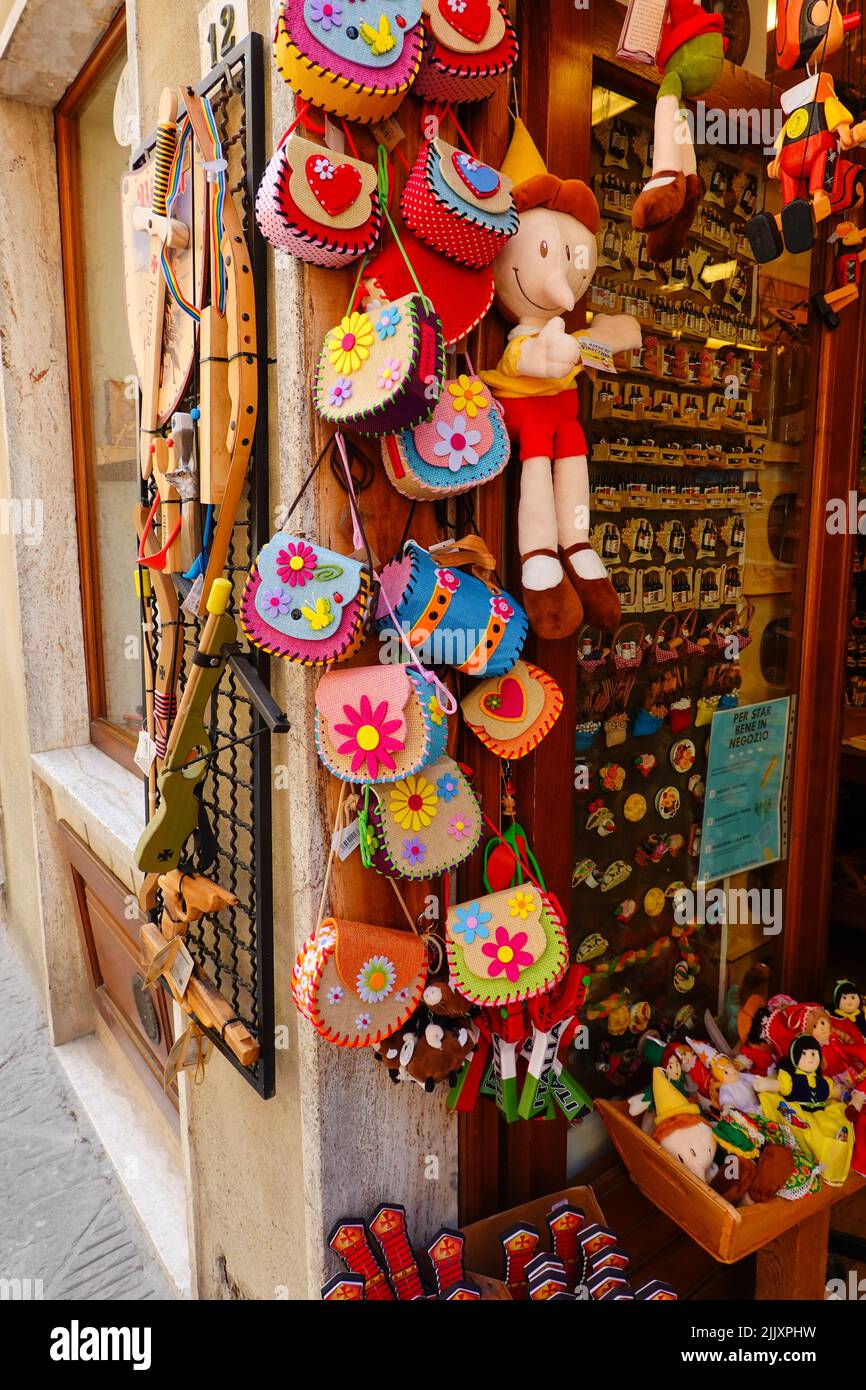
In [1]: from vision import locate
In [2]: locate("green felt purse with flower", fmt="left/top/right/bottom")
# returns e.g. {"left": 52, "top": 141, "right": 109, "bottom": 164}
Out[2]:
{"left": 445, "top": 884, "right": 569, "bottom": 1006}
{"left": 360, "top": 755, "right": 481, "bottom": 880}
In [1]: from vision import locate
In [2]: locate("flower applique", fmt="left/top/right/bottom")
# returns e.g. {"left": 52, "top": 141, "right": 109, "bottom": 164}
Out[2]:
{"left": 260, "top": 585, "right": 291, "bottom": 616}
{"left": 451, "top": 901, "right": 491, "bottom": 945}
{"left": 389, "top": 775, "right": 438, "bottom": 831}
{"left": 277, "top": 541, "right": 317, "bottom": 587}
{"left": 328, "top": 377, "right": 353, "bottom": 407}
{"left": 481, "top": 927, "right": 534, "bottom": 983}
{"left": 313, "top": 155, "right": 335, "bottom": 180}
{"left": 301, "top": 596, "right": 333, "bottom": 631}
{"left": 402, "top": 836, "right": 427, "bottom": 867}
{"left": 436, "top": 567, "right": 460, "bottom": 593}
{"left": 436, "top": 771, "right": 459, "bottom": 802}
{"left": 448, "top": 374, "right": 488, "bottom": 419}
{"left": 433, "top": 415, "right": 482, "bottom": 472}
{"left": 375, "top": 305, "right": 402, "bottom": 340}
{"left": 448, "top": 0, "right": 467, "bottom": 11}
{"left": 378, "top": 358, "right": 403, "bottom": 392}
{"left": 508, "top": 889, "right": 536, "bottom": 921}
{"left": 428, "top": 696, "right": 444, "bottom": 727}
{"left": 356, "top": 1012, "right": 372, "bottom": 1031}
{"left": 333, "top": 695, "right": 406, "bottom": 779}
{"left": 309, "top": 0, "right": 343, "bottom": 31}
{"left": 326, "top": 985, "right": 344, "bottom": 1005}
{"left": 491, "top": 594, "right": 514, "bottom": 620}
{"left": 328, "top": 311, "right": 374, "bottom": 374}
{"left": 447, "top": 815, "right": 471, "bottom": 841}
{"left": 356, "top": 955, "right": 396, "bottom": 1004}
{"left": 394, "top": 987, "right": 410, "bottom": 1003}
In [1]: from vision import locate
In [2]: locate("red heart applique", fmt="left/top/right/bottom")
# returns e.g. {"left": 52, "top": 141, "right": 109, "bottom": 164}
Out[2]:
{"left": 305, "top": 155, "right": 363, "bottom": 218}
{"left": 438, "top": 0, "right": 491, "bottom": 45}
{"left": 480, "top": 675, "right": 526, "bottom": 723}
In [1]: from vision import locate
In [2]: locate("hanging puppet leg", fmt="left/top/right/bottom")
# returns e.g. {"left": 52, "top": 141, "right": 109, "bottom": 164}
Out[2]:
{"left": 555, "top": 453, "right": 621, "bottom": 630}
{"left": 519, "top": 454, "right": 584, "bottom": 641}
{"left": 632, "top": 91, "right": 686, "bottom": 232}
{"left": 646, "top": 107, "right": 703, "bottom": 263}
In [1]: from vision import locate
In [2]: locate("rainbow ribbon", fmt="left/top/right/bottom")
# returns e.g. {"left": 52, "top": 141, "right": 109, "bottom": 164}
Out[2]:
{"left": 160, "top": 97, "right": 228, "bottom": 323}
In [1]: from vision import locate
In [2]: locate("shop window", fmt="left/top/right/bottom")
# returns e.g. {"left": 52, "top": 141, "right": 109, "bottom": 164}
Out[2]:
{"left": 759, "top": 616, "right": 792, "bottom": 688}
{"left": 56, "top": 11, "right": 141, "bottom": 772}
{"left": 766, "top": 492, "right": 798, "bottom": 565}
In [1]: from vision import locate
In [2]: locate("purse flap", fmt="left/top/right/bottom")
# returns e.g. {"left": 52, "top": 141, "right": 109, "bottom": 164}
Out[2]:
{"left": 317, "top": 664, "right": 411, "bottom": 732}
{"left": 298, "top": 0, "right": 421, "bottom": 69}
{"left": 433, "top": 138, "right": 515, "bottom": 217}
{"left": 333, "top": 919, "right": 427, "bottom": 995}
{"left": 446, "top": 886, "right": 568, "bottom": 1005}
{"left": 285, "top": 135, "right": 377, "bottom": 231}
{"left": 412, "top": 379, "right": 496, "bottom": 470}
{"left": 255, "top": 533, "right": 364, "bottom": 640}
{"left": 461, "top": 661, "right": 548, "bottom": 739}
{"left": 371, "top": 755, "right": 482, "bottom": 872}
{"left": 423, "top": 0, "right": 505, "bottom": 53}
{"left": 316, "top": 294, "right": 421, "bottom": 420}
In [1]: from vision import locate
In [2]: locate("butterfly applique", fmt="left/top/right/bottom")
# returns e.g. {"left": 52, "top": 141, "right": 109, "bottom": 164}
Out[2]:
{"left": 361, "top": 15, "right": 396, "bottom": 55}
{"left": 303, "top": 597, "right": 334, "bottom": 632}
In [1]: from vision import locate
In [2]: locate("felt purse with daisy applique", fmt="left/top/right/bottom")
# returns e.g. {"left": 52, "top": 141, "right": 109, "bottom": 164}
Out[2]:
{"left": 292, "top": 918, "right": 428, "bottom": 1047}
{"left": 241, "top": 436, "right": 374, "bottom": 666}
{"left": 315, "top": 664, "right": 449, "bottom": 785}
{"left": 315, "top": 291, "right": 446, "bottom": 436}
{"left": 381, "top": 368, "right": 509, "bottom": 500}
{"left": 360, "top": 755, "right": 482, "bottom": 879}
{"left": 274, "top": 0, "right": 425, "bottom": 125}
{"left": 256, "top": 131, "right": 381, "bottom": 268}
{"left": 446, "top": 882, "right": 569, "bottom": 1007}
{"left": 414, "top": 0, "right": 519, "bottom": 103}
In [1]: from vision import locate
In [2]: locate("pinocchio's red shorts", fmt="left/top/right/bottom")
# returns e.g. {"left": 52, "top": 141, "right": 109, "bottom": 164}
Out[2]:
{"left": 497, "top": 387, "right": 588, "bottom": 463}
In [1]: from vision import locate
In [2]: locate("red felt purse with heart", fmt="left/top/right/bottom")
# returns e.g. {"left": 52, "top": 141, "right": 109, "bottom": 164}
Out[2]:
{"left": 415, "top": 0, "right": 519, "bottom": 103}
{"left": 461, "top": 661, "right": 563, "bottom": 760}
{"left": 256, "top": 131, "right": 381, "bottom": 268}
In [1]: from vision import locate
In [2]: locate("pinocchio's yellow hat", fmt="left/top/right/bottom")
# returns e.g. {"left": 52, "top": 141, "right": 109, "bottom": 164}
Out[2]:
{"left": 652, "top": 1067, "right": 700, "bottom": 1126}
{"left": 501, "top": 118, "right": 599, "bottom": 232}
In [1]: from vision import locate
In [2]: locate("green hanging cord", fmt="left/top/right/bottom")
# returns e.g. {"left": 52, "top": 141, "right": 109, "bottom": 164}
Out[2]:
{"left": 358, "top": 785, "right": 373, "bottom": 869}
{"left": 376, "top": 143, "right": 431, "bottom": 313}
{"left": 345, "top": 251, "right": 369, "bottom": 318}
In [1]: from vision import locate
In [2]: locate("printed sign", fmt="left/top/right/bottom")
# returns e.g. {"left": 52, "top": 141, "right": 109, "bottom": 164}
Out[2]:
{"left": 698, "top": 697, "right": 792, "bottom": 884}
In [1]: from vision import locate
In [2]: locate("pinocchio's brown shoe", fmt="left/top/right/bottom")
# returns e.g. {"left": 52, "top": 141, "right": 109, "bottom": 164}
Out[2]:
{"left": 560, "top": 542, "right": 621, "bottom": 631}
{"left": 520, "top": 548, "right": 584, "bottom": 641}
{"left": 632, "top": 170, "right": 685, "bottom": 231}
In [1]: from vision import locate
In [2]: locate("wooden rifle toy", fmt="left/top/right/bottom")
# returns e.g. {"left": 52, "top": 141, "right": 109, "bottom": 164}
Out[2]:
{"left": 134, "top": 88, "right": 191, "bottom": 573}
{"left": 134, "top": 576, "right": 236, "bottom": 875}
{"left": 181, "top": 85, "right": 259, "bottom": 615}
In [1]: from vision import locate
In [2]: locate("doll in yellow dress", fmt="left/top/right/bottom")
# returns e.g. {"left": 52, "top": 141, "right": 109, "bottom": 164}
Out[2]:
{"left": 759, "top": 1035, "right": 854, "bottom": 1187}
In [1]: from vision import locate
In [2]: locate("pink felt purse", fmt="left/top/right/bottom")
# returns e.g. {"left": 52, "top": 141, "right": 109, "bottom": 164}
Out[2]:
{"left": 256, "top": 130, "right": 381, "bottom": 268}
{"left": 381, "top": 367, "right": 509, "bottom": 500}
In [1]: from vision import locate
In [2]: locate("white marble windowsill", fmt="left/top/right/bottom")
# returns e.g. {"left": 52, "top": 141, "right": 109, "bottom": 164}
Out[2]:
{"left": 31, "top": 743, "right": 145, "bottom": 894}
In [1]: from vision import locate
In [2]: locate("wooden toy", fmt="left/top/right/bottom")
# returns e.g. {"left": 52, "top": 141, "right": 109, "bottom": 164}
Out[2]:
{"left": 427, "top": 1228, "right": 467, "bottom": 1297}
{"left": 499, "top": 1222, "right": 539, "bottom": 1300}
{"left": 369, "top": 1204, "right": 426, "bottom": 1300}
{"left": 329, "top": 1220, "right": 394, "bottom": 1301}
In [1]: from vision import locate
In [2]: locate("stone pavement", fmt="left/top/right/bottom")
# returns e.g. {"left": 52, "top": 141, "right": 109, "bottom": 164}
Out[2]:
{"left": 0, "top": 925, "right": 174, "bottom": 1300}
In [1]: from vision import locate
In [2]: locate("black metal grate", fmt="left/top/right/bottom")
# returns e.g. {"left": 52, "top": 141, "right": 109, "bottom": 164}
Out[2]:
{"left": 137, "top": 34, "right": 277, "bottom": 1098}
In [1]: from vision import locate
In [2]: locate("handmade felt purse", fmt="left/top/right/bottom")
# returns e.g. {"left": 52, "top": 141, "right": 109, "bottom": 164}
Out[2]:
{"left": 241, "top": 437, "right": 374, "bottom": 666}
{"left": 315, "top": 291, "right": 445, "bottom": 436}
{"left": 446, "top": 882, "right": 569, "bottom": 1007}
{"left": 381, "top": 368, "right": 509, "bottom": 500}
{"left": 461, "top": 661, "right": 563, "bottom": 760}
{"left": 364, "top": 230, "right": 495, "bottom": 347}
{"left": 274, "top": 0, "right": 424, "bottom": 125}
{"left": 400, "top": 138, "right": 518, "bottom": 268}
{"left": 360, "top": 755, "right": 481, "bottom": 879}
{"left": 414, "top": 0, "right": 519, "bottom": 102}
{"left": 292, "top": 918, "right": 428, "bottom": 1047}
{"left": 315, "top": 663, "right": 448, "bottom": 784}
{"left": 256, "top": 131, "right": 381, "bottom": 268}
{"left": 376, "top": 539, "right": 528, "bottom": 677}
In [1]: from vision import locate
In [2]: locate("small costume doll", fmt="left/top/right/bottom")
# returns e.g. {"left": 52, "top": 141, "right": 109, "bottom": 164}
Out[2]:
{"left": 746, "top": 0, "right": 866, "bottom": 263}
{"left": 832, "top": 979, "right": 866, "bottom": 1039}
{"left": 628, "top": 1035, "right": 693, "bottom": 1124}
{"left": 631, "top": 0, "right": 726, "bottom": 262}
{"left": 688, "top": 1038, "right": 779, "bottom": 1117}
{"left": 482, "top": 121, "right": 641, "bottom": 641}
{"left": 759, "top": 1035, "right": 854, "bottom": 1187}
{"left": 651, "top": 1068, "right": 718, "bottom": 1183}
{"left": 762, "top": 999, "right": 866, "bottom": 1085}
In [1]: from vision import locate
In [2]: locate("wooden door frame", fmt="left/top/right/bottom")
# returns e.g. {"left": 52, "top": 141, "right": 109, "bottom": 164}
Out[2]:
{"left": 457, "top": 0, "right": 865, "bottom": 1221}
{"left": 56, "top": 7, "right": 139, "bottom": 776}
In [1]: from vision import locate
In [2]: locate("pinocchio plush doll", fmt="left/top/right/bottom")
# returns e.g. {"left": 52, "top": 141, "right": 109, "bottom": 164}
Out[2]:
{"left": 746, "top": 0, "right": 865, "bottom": 263}
{"left": 631, "top": 0, "right": 726, "bottom": 263}
{"left": 482, "top": 121, "right": 641, "bottom": 641}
